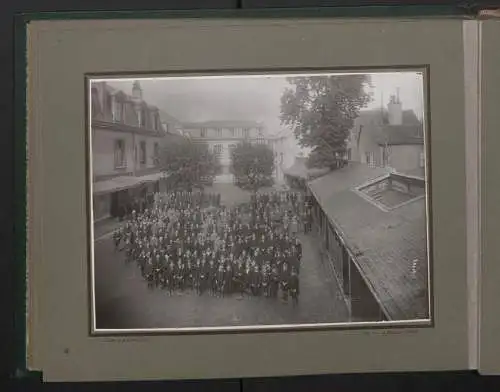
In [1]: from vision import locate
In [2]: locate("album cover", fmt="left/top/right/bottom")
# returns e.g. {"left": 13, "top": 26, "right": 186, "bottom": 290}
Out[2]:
{"left": 478, "top": 16, "right": 500, "bottom": 376}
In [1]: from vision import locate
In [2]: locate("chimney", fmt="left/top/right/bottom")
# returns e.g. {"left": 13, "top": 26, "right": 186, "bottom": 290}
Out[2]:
{"left": 387, "top": 90, "right": 403, "bottom": 125}
{"left": 132, "top": 80, "right": 143, "bottom": 103}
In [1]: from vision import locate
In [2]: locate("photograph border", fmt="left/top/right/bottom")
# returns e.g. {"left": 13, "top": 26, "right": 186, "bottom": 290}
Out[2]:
{"left": 86, "top": 65, "right": 434, "bottom": 336}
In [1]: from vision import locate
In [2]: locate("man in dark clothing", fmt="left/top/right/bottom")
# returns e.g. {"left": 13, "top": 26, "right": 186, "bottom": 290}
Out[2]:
{"left": 216, "top": 264, "right": 225, "bottom": 297}
{"left": 289, "top": 267, "right": 300, "bottom": 306}
{"left": 224, "top": 264, "right": 233, "bottom": 295}
{"left": 280, "top": 263, "right": 291, "bottom": 302}
{"left": 270, "top": 266, "right": 280, "bottom": 298}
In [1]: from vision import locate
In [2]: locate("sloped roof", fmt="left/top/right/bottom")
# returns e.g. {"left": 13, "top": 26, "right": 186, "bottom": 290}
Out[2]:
{"left": 357, "top": 108, "right": 421, "bottom": 126}
{"left": 93, "top": 172, "right": 165, "bottom": 195}
{"left": 375, "top": 125, "right": 424, "bottom": 146}
{"left": 283, "top": 156, "right": 308, "bottom": 178}
{"left": 92, "top": 82, "right": 181, "bottom": 128}
{"left": 282, "top": 157, "right": 330, "bottom": 179}
{"left": 157, "top": 108, "right": 182, "bottom": 126}
{"left": 307, "top": 163, "right": 429, "bottom": 321}
{"left": 355, "top": 109, "right": 424, "bottom": 146}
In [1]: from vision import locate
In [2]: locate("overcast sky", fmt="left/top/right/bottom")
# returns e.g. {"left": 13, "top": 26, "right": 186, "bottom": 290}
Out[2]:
{"left": 105, "top": 71, "right": 424, "bottom": 137}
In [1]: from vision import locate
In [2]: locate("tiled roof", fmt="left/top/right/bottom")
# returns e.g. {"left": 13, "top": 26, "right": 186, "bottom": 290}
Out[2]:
{"left": 307, "top": 163, "right": 429, "bottom": 321}
{"left": 92, "top": 82, "right": 181, "bottom": 126}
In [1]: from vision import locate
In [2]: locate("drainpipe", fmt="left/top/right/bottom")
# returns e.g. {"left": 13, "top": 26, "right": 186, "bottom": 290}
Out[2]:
{"left": 132, "top": 131, "right": 136, "bottom": 177}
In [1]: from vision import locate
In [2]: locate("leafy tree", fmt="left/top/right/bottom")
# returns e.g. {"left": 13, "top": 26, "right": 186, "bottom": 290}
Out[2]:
{"left": 160, "top": 136, "right": 220, "bottom": 191}
{"left": 231, "top": 141, "right": 275, "bottom": 192}
{"left": 280, "top": 75, "right": 372, "bottom": 169}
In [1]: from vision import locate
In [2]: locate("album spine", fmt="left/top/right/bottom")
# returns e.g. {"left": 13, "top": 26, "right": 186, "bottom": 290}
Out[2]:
{"left": 13, "top": 14, "right": 42, "bottom": 381}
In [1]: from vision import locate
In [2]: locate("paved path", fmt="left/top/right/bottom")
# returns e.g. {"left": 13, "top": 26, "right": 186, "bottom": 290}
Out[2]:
{"left": 203, "top": 183, "right": 251, "bottom": 207}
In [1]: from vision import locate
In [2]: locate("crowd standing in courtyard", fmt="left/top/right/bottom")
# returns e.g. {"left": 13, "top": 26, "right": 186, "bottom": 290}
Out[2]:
{"left": 112, "top": 190, "right": 313, "bottom": 306}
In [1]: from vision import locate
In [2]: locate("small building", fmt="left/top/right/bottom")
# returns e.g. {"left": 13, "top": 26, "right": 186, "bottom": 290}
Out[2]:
{"left": 346, "top": 94, "right": 425, "bottom": 177}
{"left": 307, "top": 162, "right": 429, "bottom": 322}
{"left": 91, "top": 80, "right": 181, "bottom": 221}
{"left": 282, "top": 155, "right": 330, "bottom": 190}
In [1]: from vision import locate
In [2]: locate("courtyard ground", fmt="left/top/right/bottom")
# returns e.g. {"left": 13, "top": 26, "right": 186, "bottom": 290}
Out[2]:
{"left": 93, "top": 182, "right": 350, "bottom": 330}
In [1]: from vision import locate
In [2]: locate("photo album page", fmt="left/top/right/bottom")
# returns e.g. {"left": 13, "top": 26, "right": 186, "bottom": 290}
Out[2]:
{"left": 23, "top": 14, "right": 485, "bottom": 381}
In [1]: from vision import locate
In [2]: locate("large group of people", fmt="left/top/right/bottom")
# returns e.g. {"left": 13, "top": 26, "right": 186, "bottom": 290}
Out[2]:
{"left": 112, "top": 189, "right": 312, "bottom": 306}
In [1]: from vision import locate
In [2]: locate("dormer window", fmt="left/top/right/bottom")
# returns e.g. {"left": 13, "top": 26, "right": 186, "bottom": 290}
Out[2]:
{"left": 153, "top": 112, "right": 160, "bottom": 131}
{"left": 111, "top": 97, "right": 124, "bottom": 123}
{"left": 140, "top": 107, "right": 147, "bottom": 128}
{"left": 91, "top": 87, "right": 101, "bottom": 118}
{"left": 103, "top": 91, "right": 112, "bottom": 118}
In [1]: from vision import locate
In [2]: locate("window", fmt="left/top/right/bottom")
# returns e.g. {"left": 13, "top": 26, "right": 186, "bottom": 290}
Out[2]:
{"left": 200, "top": 128, "right": 207, "bottom": 138}
{"left": 112, "top": 98, "right": 123, "bottom": 123}
{"left": 153, "top": 142, "right": 160, "bottom": 165}
{"left": 365, "top": 152, "right": 374, "bottom": 166}
{"left": 214, "top": 144, "right": 223, "bottom": 156}
{"left": 140, "top": 107, "right": 147, "bottom": 128}
{"left": 230, "top": 128, "right": 235, "bottom": 137}
{"left": 136, "top": 109, "right": 142, "bottom": 127}
{"left": 104, "top": 92, "right": 112, "bottom": 117}
{"left": 357, "top": 125, "right": 364, "bottom": 143}
{"left": 216, "top": 128, "right": 222, "bottom": 137}
{"left": 243, "top": 128, "right": 250, "bottom": 138}
{"left": 280, "top": 152, "right": 284, "bottom": 164}
{"left": 419, "top": 151, "right": 425, "bottom": 168}
{"left": 139, "top": 141, "right": 146, "bottom": 165}
{"left": 154, "top": 113, "right": 161, "bottom": 131}
{"left": 114, "top": 139, "right": 126, "bottom": 168}
{"left": 91, "top": 87, "right": 101, "bottom": 118}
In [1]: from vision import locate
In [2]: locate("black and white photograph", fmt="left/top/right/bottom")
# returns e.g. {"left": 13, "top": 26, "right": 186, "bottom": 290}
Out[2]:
{"left": 89, "top": 70, "right": 431, "bottom": 332}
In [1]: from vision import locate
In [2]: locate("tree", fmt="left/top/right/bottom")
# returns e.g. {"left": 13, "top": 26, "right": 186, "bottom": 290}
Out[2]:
{"left": 231, "top": 141, "right": 275, "bottom": 192}
{"left": 160, "top": 136, "right": 219, "bottom": 191}
{"left": 280, "top": 75, "right": 372, "bottom": 169}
